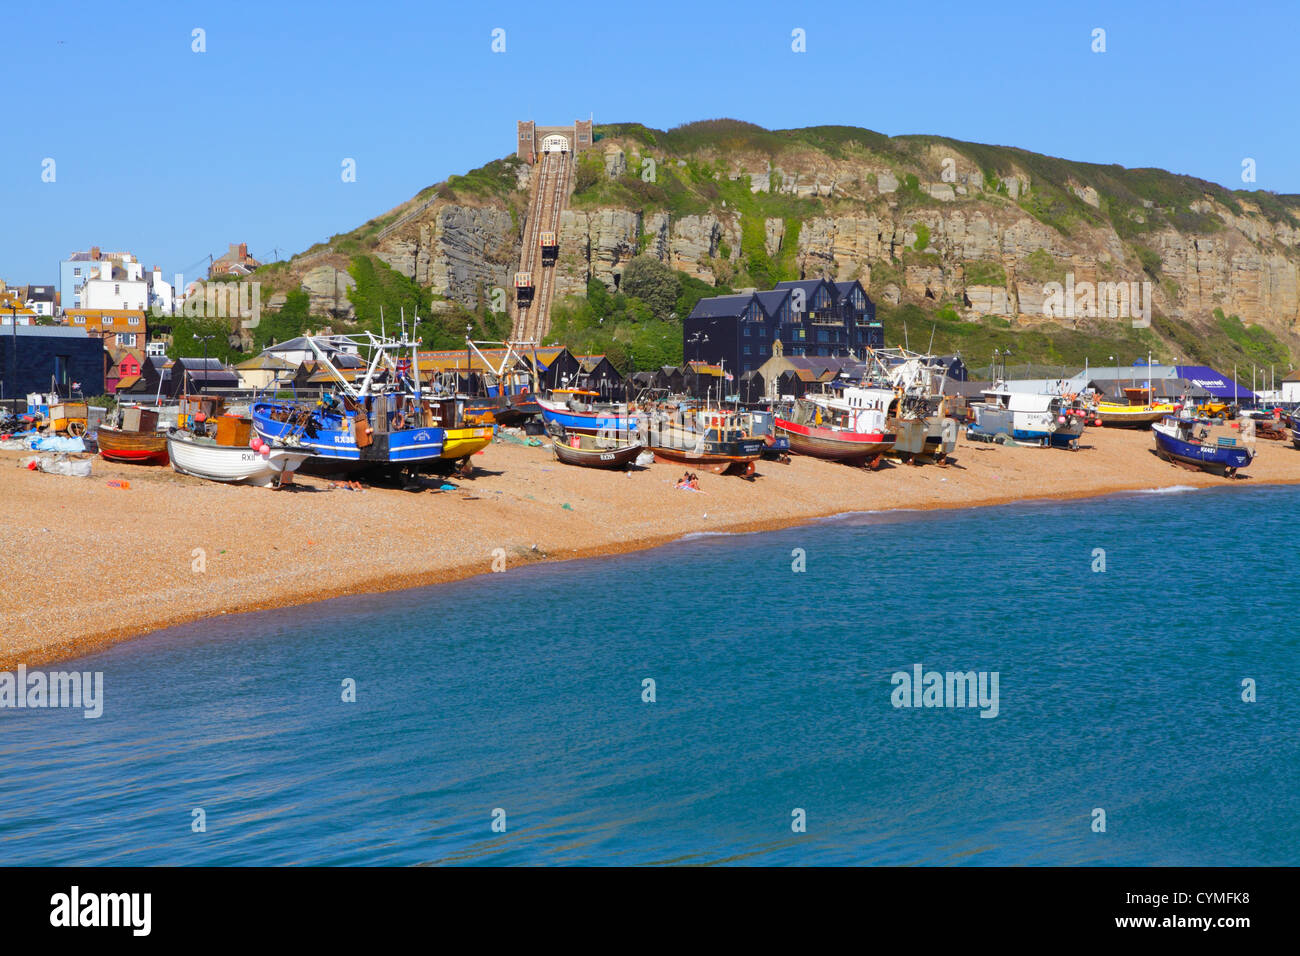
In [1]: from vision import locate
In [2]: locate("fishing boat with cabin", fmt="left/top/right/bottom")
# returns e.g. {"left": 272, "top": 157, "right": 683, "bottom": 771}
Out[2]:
{"left": 252, "top": 325, "right": 491, "bottom": 479}
{"left": 967, "top": 384, "right": 1085, "bottom": 448}
{"left": 775, "top": 387, "right": 897, "bottom": 466}
{"left": 1152, "top": 416, "right": 1254, "bottom": 477}
{"left": 645, "top": 407, "right": 764, "bottom": 475}
{"left": 536, "top": 389, "right": 634, "bottom": 435}
{"left": 1096, "top": 386, "right": 1180, "bottom": 428}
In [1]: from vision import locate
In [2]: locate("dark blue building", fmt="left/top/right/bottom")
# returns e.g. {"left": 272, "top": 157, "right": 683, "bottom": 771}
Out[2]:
{"left": 0, "top": 325, "right": 104, "bottom": 402}
{"left": 684, "top": 279, "right": 879, "bottom": 375}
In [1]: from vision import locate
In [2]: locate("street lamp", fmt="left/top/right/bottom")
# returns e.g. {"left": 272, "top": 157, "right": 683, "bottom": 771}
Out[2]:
{"left": 193, "top": 333, "right": 215, "bottom": 393}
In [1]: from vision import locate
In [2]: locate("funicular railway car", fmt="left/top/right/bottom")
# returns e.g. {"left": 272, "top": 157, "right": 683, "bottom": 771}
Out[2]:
{"left": 539, "top": 231, "right": 558, "bottom": 266}
{"left": 515, "top": 271, "right": 535, "bottom": 306}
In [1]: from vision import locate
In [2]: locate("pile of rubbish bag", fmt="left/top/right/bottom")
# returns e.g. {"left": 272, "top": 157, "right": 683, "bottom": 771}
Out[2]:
{"left": 0, "top": 432, "right": 86, "bottom": 452}
{"left": 17, "top": 453, "right": 93, "bottom": 477}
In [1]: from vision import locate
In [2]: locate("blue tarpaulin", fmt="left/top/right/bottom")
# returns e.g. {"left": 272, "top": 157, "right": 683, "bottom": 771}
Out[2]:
{"left": 1174, "top": 366, "right": 1256, "bottom": 401}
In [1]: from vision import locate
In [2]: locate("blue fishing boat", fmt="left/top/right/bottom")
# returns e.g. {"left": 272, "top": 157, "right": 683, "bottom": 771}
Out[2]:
{"left": 250, "top": 328, "right": 490, "bottom": 478}
{"left": 537, "top": 389, "right": 633, "bottom": 434}
{"left": 1152, "top": 416, "right": 1253, "bottom": 477}
{"left": 252, "top": 395, "right": 447, "bottom": 475}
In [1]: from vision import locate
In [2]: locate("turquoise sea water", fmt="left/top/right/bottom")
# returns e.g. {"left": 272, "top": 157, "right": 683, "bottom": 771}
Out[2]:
{"left": 1, "top": 485, "right": 1297, "bottom": 866}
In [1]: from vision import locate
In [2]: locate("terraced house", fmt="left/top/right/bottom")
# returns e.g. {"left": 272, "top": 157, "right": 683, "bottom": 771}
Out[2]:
{"left": 684, "top": 279, "right": 881, "bottom": 376}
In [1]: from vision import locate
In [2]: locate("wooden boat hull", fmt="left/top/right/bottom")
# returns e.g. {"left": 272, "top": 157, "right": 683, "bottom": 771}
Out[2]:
{"left": 167, "top": 432, "right": 311, "bottom": 486}
{"left": 775, "top": 418, "right": 891, "bottom": 464}
{"left": 97, "top": 427, "right": 169, "bottom": 465}
{"left": 552, "top": 437, "right": 644, "bottom": 469}
{"left": 649, "top": 436, "right": 764, "bottom": 476}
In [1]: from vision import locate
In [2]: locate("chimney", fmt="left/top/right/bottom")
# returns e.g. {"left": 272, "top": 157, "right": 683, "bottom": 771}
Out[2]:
{"left": 238, "top": 242, "right": 248, "bottom": 260}
{"left": 91, "top": 246, "right": 101, "bottom": 260}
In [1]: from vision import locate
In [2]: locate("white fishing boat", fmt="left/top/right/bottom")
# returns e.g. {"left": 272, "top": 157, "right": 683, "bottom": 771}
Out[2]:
{"left": 967, "top": 383, "right": 1084, "bottom": 448}
{"left": 167, "top": 429, "right": 311, "bottom": 487}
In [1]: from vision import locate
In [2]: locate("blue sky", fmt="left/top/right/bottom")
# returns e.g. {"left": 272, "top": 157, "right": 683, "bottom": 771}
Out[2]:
{"left": 4, "top": 0, "right": 1295, "bottom": 284}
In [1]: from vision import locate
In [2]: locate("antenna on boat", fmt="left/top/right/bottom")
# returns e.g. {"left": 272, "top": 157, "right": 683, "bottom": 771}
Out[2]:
{"left": 927, "top": 323, "right": 935, "bottom": 356}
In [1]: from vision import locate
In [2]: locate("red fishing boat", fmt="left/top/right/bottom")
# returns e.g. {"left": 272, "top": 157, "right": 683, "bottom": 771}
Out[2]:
{"left": 775, "top": 390, "right": 896, "bottom": 466}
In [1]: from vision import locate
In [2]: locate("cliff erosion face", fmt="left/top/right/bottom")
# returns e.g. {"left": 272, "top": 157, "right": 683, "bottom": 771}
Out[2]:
{"left": 284, "top": 126, "right": 1300, "bottom": 352}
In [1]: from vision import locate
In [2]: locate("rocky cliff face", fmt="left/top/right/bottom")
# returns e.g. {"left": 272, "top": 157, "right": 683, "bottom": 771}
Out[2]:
{"left": 281, "top": 124, "right": 1300, "bottom": 354}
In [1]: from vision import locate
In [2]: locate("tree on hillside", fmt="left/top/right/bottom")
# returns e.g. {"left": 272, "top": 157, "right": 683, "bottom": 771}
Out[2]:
{"left": 586, "top": 278, "right": 610, "bottom": 319}
{"left": 620, "top": 255, "right": 681, "bottom": 318}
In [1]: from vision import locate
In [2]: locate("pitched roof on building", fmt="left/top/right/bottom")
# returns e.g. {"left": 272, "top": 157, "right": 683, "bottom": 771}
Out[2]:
{"left": 9, "top": 325, "right": 94, "bottom": 338}
{"left": 688, "top": 294, "right": 754, "bottom": 319}
{"left": 235, "top": 354, "right": 297, "bottom": 371}
{"left": 753, "top": 289, "right": 790, "bottom": 316}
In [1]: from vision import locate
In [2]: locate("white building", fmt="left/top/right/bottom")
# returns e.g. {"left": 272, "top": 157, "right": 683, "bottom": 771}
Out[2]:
{"left": 81, "top": 257, "right": 149, "bottom": 311}
{"left": 146, "top": 268, "right": 173, "bottom": 315}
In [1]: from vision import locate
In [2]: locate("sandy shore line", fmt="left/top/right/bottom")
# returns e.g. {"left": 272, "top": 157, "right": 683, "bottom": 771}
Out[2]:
{"left": 4, "top": 426, "right": 1298, "bottom": 668}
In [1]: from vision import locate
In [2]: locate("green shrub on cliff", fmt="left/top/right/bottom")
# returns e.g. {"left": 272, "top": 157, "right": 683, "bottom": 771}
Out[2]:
{"left": 620, "top": 255, "right": 681, "bottom": 318}
{"left": 963, "top": 260, "right": 1006, "bottom": 286}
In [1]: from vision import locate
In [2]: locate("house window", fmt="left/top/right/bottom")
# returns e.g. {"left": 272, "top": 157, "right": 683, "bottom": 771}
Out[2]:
{"left": 128, "top": 316, "right": 140, "bottom": 326}
{"left": 73, "top": 315, "right": 85, "bottom": 324}
{"left": 73, "top": 268, "right": 81, "bottom": 276}
{"left": 114, "top": 284, "right": 120, "bottom": 294}
{"left": 743, "top": 326, "right": 751, "bottom": 336}
{"left": 54, "top": 355, "right": 70, "bottom": 386}
{"left": 116, "top": 333, "right": 136, "bottom": 347}
{"left": 743, "top": 345, "right": 751, "bottom": 356}
{"left": 103, "top": 317, "right": 114, "bottom": 325}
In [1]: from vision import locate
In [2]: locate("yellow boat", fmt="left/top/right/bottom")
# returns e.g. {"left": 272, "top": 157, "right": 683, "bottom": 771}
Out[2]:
{"left": 1096, "top": 386, "right": 1180, "bottom": 428}
{"left": 440, "top": 426, "right": 492, "bottom": 460}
